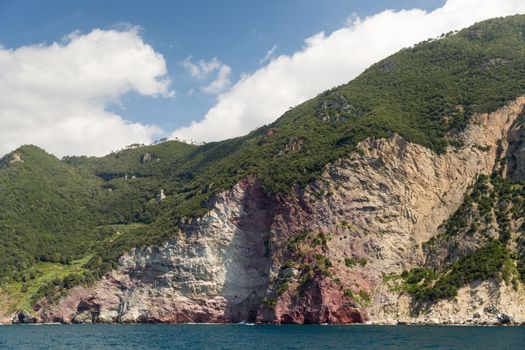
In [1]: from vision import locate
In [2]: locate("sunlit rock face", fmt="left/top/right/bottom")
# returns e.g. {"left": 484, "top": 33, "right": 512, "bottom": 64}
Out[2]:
{"left": 39, "top": 97, "right": 525, "bottom": 325}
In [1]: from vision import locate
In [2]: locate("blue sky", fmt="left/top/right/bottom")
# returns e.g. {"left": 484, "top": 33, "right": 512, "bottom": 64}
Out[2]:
{"left": 0, "top": 0, "right": 444, "bottom": 131}
{"left": 0, "top": 0, "right": 522, "bottom": 156}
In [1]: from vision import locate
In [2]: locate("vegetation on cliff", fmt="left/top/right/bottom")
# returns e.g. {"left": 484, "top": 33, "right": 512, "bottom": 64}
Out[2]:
{"left": 403, "top": 172, "right": 525, "bottom": 302}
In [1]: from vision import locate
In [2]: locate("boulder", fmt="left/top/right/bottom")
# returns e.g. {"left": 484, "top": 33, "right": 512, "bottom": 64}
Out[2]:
{"left": 12, "top": 310, "right": 37, "bottom": 324}
{"left": 497, "top": 313, "right": 514, "bottom": 325}
{"left": 73, "top": 299, "right": 101, "bottom": 323}
{"left": 73, "top": 311, "right": 94, "bottom": 324}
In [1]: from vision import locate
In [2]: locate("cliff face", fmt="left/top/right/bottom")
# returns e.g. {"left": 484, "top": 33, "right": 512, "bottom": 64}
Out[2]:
{"left": 37, "top": 96, "right": 525, "bottom": 324}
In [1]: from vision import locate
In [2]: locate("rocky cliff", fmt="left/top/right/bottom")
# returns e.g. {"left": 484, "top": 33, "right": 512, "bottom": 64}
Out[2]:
{"left": 4, "top": 15, "right": 525, "bottom": 325}
{"left": 25, "top": 96, "right": 525, "bottom": 325}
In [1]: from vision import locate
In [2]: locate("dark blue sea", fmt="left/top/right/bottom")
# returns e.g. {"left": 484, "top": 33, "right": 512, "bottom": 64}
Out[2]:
{"left": 0, "top": 324, "right": 524, "bottom": 349}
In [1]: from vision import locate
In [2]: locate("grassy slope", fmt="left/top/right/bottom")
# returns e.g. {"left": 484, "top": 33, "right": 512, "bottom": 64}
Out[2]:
{"left": 2, "top": 15, "right": 525, "bottom": 307}
{"left": 0, "top": 256, "right": 90, "bottom": 314}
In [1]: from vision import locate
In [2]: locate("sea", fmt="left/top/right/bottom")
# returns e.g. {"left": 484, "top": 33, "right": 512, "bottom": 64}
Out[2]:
{"left": 0, "top": 324, "right": 524, "bottom": 349}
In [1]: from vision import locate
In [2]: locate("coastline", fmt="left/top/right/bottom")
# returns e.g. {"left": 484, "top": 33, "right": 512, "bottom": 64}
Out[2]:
{"left": 1, "top": 320, "right": 523, "bottom": 326}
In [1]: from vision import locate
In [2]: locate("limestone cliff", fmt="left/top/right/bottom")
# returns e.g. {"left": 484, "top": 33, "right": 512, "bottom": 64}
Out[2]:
{"left": 32, "top": 96, "right": 525, "bottom": 324}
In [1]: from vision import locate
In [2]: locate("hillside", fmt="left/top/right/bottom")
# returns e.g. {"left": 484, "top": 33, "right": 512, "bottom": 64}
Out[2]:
{"left": 86, "top": 14, "right": 525, "bottom": 278}
{"left": 0, "top": 146, "right": 102, "bottom": 277}
{"left": 2, "top": 15, "right": 525, "bottom": 324}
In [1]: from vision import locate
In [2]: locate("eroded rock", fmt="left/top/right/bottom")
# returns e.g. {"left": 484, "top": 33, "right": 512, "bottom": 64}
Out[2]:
{"left": 12, "top": 310, "right": 37, "bottom": 324}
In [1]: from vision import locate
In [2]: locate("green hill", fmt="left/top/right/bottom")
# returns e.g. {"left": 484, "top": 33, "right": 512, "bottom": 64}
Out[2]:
{"left": 0, "top": 146, "right": 102, "bottom": 278}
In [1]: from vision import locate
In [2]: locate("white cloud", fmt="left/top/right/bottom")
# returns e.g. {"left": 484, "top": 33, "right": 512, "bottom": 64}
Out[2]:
{"left": 171, "top": 0, "right": 525, "bottom": 143}
{"left": 182, "top": 56, "right": 231, "bottom": 94}
{"left": 182, "top": 56, "right": 221, "bottom": 79}
{"left": 202, "top": 64, "right": 232, "bottom": 94}
{"left": 0, "top": 27, "right": 171, "bottom": 157}
{"left": 259, "top": 44, "right": 278, "bottom": 65}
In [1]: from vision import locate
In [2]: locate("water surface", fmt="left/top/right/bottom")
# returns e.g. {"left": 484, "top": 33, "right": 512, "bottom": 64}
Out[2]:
{"left": 0, "top": 324, "right": 524, "bottom": 349}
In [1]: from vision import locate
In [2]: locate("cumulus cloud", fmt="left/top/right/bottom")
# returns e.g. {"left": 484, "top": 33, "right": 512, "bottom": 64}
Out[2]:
{"left": 182, "top": 56, "right": 231, "bottom": 94}
{"left": 171, "top": 0, "right": 525, "bottom": 143}
{"left": 0, "top": 27, "right": 171, "bottom": 157}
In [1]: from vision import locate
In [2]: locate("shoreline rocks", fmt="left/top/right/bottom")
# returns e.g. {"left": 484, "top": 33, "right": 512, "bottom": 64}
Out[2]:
{"left": 12, "top": 310, "right": 37, "bottom": 324}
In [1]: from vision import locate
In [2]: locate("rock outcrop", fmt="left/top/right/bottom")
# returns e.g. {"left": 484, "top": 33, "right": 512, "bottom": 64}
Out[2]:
{"left": 373, "top": 279, "right": 525, "bottom": 325}
{"left": 0, "top": 152, "right": 22, "bottom": 168}
{"left": 35, "top": 96, "right": 525, "bottom": 324}
{"left": 12, "top": 310, "right": 37, "bottom": 324}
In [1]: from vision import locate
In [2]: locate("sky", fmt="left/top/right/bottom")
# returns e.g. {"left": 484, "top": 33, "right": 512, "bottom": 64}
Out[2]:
{"left": 0, "top": 0, "right": 524, "bottom": 157}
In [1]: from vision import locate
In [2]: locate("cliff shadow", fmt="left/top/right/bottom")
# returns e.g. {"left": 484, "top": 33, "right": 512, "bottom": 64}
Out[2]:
{"left": 222, "top": 179, "right": 275, "bottom": 323}
{"left": 506, "top": 117, "right": 525, "bottom": 181}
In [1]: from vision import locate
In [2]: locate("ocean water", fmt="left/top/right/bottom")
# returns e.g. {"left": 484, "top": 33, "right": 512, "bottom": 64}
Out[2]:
{"left": 0, "top": 324, "right": 524, "bottom": 350}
